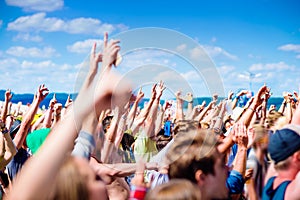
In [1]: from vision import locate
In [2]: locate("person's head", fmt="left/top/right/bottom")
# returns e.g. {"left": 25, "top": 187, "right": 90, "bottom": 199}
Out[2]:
{"left": 48, "top": 156, "right": 108, "bottom": 200}
{"left": 120, "top": 132, "right": 135, "bottom": 151}
{"left": 102, "top": 116, "right": 113, "bottom": 133}
{"left": 268, "top": 124, "right": 300, "bottom": 171}
{"left": 266, "top": 109, "right": 283, "bottom": 129}
{"left": 165, "top": 121, "right": 228, "bottom": 199}
{"left": 224, "top": 118, "right": 234, "bottom": 131}
{"left": 252, "top": 124, "right": 268, "bottom": 151}
{"left": 145, "top": 179, "right": 201, "bottom": 200}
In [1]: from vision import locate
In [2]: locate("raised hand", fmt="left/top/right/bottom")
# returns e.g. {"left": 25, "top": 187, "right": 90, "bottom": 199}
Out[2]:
{"left": 185, "top": 92, "right": 193, "bottom": 103}
{"left": 5, "top": 89, "right": 13, "bottom": 101}
{"left": 293, "top": 91, "right": 299, "bottom": 102}
{"left": 136, "top": 88, "right": 144, "bottom": 101}
{"left": 237, "top": 90, "right": 248, "bottom": 97}
{"left": 213, "top": 93, "right": 218, "bottom": 101}
{"left": 36, "top": 84, "right": 49, "bottom": 102}
{"left": 90, "top": 42, "right": 103, "bottom": 75}
{"left": 64, "top": 94, "right": 73, "bottom": 109}
{"left": 234, "top": 122, "right": 248, "bottom": 148}
{"left": 253, "top": 85, "right": 268, "bottom": 106}
{"left": 156, "top": 81, "right": 166, "bottom": 99}
{"left": 102, "top": 32, "right": 121, "bottom": 70}
{"left": 227, "top": 90, "right": 234, "bottom": 100}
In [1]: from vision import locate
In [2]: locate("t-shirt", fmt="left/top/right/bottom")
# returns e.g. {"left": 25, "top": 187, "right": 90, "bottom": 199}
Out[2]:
{"left": 134, "top": 130, "right": 158, "bottom": 162}
{"left": 262, "top": 176, "right": 291, "bottom": 200}
{"left": 26, "top": 128, "right": 51, "bottom": 154}
{"left": 7, "top": 148, "right": 30, "bottom": 181}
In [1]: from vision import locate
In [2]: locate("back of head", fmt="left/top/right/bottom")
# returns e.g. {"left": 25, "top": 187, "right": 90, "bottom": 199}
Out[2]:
{"left": 47, "top": 156, "right": 89, "bottom": 200}
{"left": 145, "top": 179, "right": 201, "bottom": 200}
{"left": 102, "top": 116, "right": 113, "bottom": 133}
{"left": 268, "top": 124, "right": 300, "bottom": 168}
{"left": 166, "top": 120, "right": 218, "bottom": 183}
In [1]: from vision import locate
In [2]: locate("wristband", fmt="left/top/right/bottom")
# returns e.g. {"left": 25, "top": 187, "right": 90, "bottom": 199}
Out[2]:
{"left": 1, "top": 127, "right": 9, "bottom": 134}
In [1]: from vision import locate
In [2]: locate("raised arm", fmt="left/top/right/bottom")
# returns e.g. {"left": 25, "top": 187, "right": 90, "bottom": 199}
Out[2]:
{"left": 145, "top": 81, "right": 165, "bottom": 138}
{"left": 175, "top": 91, "right": 184, "bottom": 121}
{"left": 127, "top": 88, "right": 144, "bottom": 129}
{"left": 1, "top": 89, "right": 13, "bottom": 124}
{"left": 185, "top": 92, "right": 194, "bottom": 118}
{"left": 131, "top": 84, "right": 157, "bottom": 134}
{"left": 13, "top": 85, "right": 49, "bottom": 149}
{"left": 232, "top": 123, "right": 248, "bottom": 178}
{"left": 43, "top": 96, "right": 57, "bottom": 129}
{"left": 0, "top": 127, "right": 17, "bottom": 169}
{"left": 238, "top": 85, "right": 268, "bottom": 128}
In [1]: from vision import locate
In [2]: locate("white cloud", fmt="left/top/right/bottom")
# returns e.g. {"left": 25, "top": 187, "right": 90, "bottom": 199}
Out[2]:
{"left": 5, "top": 0, "right": 63, "bottom": 12}
{"left": 0, "top": 20, "right": 3, "bottom": 28}
{"left": 0, "top": 58, "right": 19, "bottom": 68}
{"left": 202, "top": 45, "right": 238, "bottom": 60}
{"left": 217, "top": 65, "right": 235, "bottom": 75}
{"left": 278, "top": 44, "right": 300, "bottom": 53}
{"left": 189, "top": 47, "right": 207, "bottom": 60}
{"left": 67, "top": 39, "right": 103, "bottom": 54}
{"left": 249, "top": 61, "right": 295, "bottom": 71}
{"left": 21, "top": 60, "right": 56, "bottom": 69}
{"left": 0, "top": 58, "right": 80, "bottom": 93}
{"left": 176, "top": 44, "right": 187, "bottom": 52}
{"left": 180, "top": 70, "right": 201, "bottom": 81}
{"left": 13, "top": 33, "right": 43, "bottom": 42}
{"left": 278, "top": 44, "right": 300, "bottom": 59}
{"left": 7, "top": 12, "right": 127, "bottom": 35}
{"left": 6, "top": 46, "right": 58, "bottom": 58}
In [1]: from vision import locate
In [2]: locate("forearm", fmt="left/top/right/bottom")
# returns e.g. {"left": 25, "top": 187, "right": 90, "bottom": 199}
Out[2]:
{"left": 13, "top": 99, "right": 40, "bottom": 149}
{"left": 43, "top": 109, "right": 54, "bottom": 128}
{"left": 213, "top": 104, "right": 225, "bottom": 131}
{"left": 217, "top": 134, "right": 234, "bottom": 154}
{"left": 285, "top": 102, "right": 292, "bottom": 123}
{"left": 127, "top": 101, "right": 139, "bottom": 129}
{"left": 1, "top": 100, "right": 9, "bottom": 123}
{"left": 147, "top": 98, "right": 160, "bottom": 137}
{"left": 291, "top": 103, "right": 300, "bottom": 125}
{"left": 186, "top": 102, "right": 193, "bottom": 118}
{"left": 238, "top": 103, "right": 257, "bottom": 128}
{"left": 1, "top": 133, "right": 17, "bottom": 168}
{"left": 197, "top": 105, "right": 212, "bottom": 122}
{"left": 278, "top": 100, "right": 286, "bottom": 114}
{"left": 138, "top": 96, "right": 155, "bottom": 122}
{"left": 154, "top": 109, "right": 164, "bottom": 136}
{"left": 176, "top": 99, "right": 184, "bottom": 121}
{"left": 233, "top": 146, "right": 247, "bottom": 177}
{"left": 231, "top": 98, "right": 238, "bottom": 110}
{"left": 115, "top": 114, "right": 128, "bottom": 147}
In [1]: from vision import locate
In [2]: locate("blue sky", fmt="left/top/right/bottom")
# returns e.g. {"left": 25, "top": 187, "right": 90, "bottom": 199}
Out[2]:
{"left": 0, "top": 0, "right": 299, "bottom": 98}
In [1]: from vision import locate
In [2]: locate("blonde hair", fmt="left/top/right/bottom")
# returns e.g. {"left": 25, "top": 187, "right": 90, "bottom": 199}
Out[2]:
{"left": 47, "top": 156, "right": 89, "bottom": 200}
{"left": 145, "top": 179, "right": 201, "bottom": 200}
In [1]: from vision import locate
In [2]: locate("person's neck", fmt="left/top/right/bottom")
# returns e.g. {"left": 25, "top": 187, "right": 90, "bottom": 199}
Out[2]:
{"left": 274, "top": 167, "right": 298, "bottom": 188}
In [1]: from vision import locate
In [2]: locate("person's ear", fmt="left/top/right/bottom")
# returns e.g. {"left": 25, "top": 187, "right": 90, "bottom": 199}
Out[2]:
{"left": 294, "top": 151, "right": 300, "bottom": 162}
{"left": 195, "top": 169, "right": 206, "bottom": 186}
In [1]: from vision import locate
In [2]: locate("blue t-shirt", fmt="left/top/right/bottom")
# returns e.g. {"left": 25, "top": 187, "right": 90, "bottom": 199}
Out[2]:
{"left": 164, "top": 121, "right": 171, "bottom": 137}
{"left": 7, "top": 148, "right": 30, "bottom": 181}
{"left": 262, "top": 176, "right": 291, "bottom": 200}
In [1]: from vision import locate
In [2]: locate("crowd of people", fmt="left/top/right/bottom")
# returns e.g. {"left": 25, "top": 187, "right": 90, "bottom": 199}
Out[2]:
{"left": 0, "top": 33, "right": 299, "bottom": 200}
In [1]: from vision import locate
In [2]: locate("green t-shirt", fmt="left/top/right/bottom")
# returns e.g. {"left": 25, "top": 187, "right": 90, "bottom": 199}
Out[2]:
{"left": 26, "top": 128, "right": 51, "bottom": 154}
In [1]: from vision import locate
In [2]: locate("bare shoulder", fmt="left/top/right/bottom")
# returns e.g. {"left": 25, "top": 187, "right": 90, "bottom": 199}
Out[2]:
{"left": 286, "top": 172, "right": 300, "bottom": 200}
